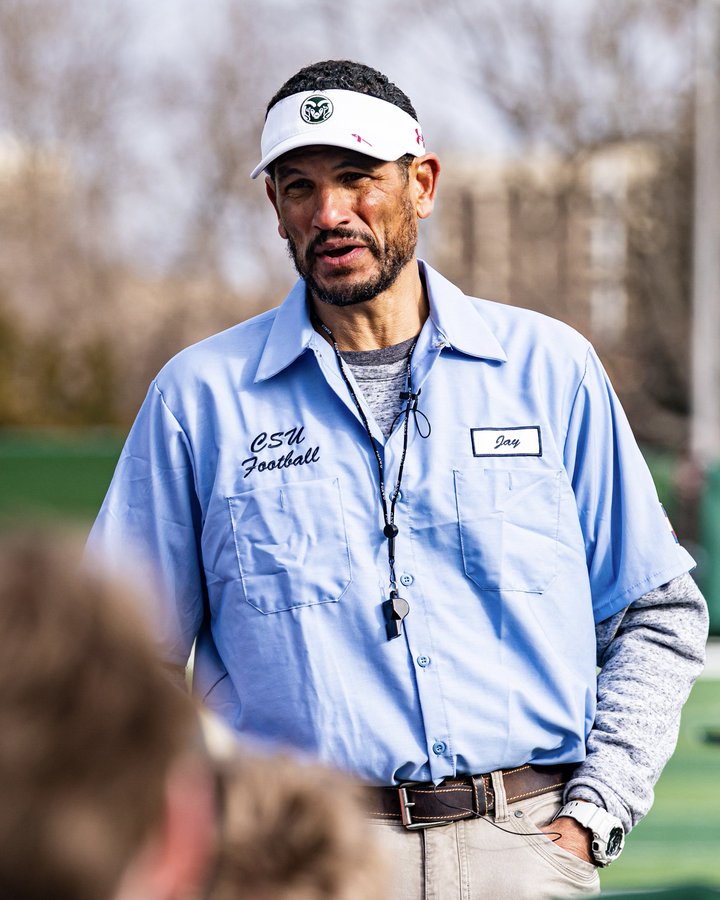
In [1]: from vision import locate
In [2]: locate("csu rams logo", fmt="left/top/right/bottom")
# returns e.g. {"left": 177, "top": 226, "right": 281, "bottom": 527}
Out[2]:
{"left": 300, "top": 95, "right": 334, "bottom": 124}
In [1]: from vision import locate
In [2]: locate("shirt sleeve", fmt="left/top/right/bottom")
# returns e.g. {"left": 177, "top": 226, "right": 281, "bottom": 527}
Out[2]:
{"left": 564, "top": 572, "right": 709, "bottom": 831}
{"left": 86, "top": 381, "right": 206, "bottom": 667}
{"left": 563, "top": 346, "right": 696, "bottom": 622}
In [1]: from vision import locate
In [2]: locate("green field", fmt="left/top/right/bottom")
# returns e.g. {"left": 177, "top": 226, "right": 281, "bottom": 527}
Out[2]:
{"left": 0, "top": 429, "right": 124, "bottom": 526}
{"left": 600, "top": 678, "right": 720, "bottom": 892}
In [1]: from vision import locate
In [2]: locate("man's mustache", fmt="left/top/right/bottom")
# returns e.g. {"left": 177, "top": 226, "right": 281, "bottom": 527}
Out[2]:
{"left": 305, "top": 228, "right": 380, "bottom": 266}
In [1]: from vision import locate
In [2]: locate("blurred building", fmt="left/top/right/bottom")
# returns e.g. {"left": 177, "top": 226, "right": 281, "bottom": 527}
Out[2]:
{"left": 429, "top": 141, "right": 691, "bottom": 450}
{"left": 431, "top": 142, "right": 664, "bottom": 341}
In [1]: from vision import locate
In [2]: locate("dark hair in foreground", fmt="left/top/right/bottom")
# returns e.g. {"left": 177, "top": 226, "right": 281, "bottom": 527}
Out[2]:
{"left": 0, "top": 530, "right": 196, "bottom": 900}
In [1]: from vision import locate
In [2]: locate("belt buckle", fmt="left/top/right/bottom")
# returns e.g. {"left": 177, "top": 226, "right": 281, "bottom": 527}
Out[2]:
{"left": 397, "top": 783, "right": 451, "bottom": 831}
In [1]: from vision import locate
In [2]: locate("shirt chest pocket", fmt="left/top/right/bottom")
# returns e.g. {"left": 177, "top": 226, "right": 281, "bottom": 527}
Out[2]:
{"left": 454, "top": 467, "right": 562, "bottom": 593}
{"left": 227, "top": 476, "right": 353, "bottom": 614}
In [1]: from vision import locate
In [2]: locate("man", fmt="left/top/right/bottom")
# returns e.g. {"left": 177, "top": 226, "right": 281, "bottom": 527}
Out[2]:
{"left": 88, "top": 60, "right": 708, "bottom": 898}
{"left": 0, "top": 529, "right": 215, "bottom": 900}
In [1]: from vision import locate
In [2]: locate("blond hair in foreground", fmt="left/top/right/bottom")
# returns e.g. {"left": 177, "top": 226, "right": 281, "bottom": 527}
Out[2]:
{"left": 209, "top": 752, "right": 389, "bottom": 900}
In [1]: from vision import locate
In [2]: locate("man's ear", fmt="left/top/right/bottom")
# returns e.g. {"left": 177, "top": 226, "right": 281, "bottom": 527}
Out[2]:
{"left": 265, "top": 175, "right": 288, "bottom": 239}
{"left": 412, "top": 153, "right": 441, "bottom": 220}
{"left": 114, "top": 758, "right": 216, "bottom": 900}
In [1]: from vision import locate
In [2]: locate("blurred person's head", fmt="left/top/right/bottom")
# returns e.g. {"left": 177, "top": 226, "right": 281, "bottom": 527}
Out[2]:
{"left": 0, "top": 529, "right": 215, "bottom": 900}
{"left": 209, "top": 753, "right": 388, "bottom": 900}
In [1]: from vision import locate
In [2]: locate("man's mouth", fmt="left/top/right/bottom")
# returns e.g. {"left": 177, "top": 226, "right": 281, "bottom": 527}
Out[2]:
{"left": 314, "top": 240, "right": 366, "bottom": 260}
{"left": 324, "top": 246, "right": 357, "bottom": 258}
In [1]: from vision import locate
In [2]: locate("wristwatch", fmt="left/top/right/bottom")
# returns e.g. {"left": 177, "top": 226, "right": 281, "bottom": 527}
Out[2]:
{"left": 553, "top": 800, "right": 625, "bottom": 867}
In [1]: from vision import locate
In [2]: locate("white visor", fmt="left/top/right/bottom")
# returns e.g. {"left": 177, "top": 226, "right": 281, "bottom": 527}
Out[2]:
{"left": 250, "top": 89, "right": 426, "bottom": 179}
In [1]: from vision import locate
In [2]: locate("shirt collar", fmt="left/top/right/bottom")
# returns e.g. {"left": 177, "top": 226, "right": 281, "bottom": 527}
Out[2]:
{"left": 420, "top": 261, "right": 507, "bottom": 362}
{"left": 254, "top": 260, "right": 507, "bottom": 383}
{"left": 254, "top": 279, "right": 317, "bottom": 383}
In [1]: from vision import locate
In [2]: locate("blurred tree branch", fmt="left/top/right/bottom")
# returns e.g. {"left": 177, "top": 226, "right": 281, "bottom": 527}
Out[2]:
{"left": 422, "top": 0, "right": 694, "bottom": 155}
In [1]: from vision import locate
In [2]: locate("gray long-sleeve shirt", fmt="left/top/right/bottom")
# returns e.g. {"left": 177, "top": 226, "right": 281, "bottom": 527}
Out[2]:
{"left": 566, "top": 572, "right": 708, "bottom": 831}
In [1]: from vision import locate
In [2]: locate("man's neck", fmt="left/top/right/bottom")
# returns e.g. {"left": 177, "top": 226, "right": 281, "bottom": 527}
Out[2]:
{"left": 310, "top": 261, "right": 428, "bottom": 351}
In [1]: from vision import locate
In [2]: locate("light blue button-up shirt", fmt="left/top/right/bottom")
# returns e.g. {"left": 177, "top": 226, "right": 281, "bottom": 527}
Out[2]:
{"left": 88, "top": 261, "right": 694, "bottom": 785}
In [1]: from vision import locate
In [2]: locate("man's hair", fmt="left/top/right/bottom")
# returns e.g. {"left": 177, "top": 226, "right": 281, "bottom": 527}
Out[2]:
{"left": 0, "top": 529, "right": 197, "bottom": 900}
{"left": 266, "top": 59, "right": 418, "bottom": 120}
{"left": 209, "top": 753, "right": 388, "bottom": 900}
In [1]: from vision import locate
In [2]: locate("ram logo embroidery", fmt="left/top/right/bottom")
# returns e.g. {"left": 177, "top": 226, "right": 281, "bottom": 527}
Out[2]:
{"left": 300, "top": 95, "right": 334, "bottom": 124}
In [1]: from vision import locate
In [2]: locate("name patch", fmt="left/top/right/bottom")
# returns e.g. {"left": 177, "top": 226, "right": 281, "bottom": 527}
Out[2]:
{"left": 471, "top": 426, "right": 542, "bottom": 458}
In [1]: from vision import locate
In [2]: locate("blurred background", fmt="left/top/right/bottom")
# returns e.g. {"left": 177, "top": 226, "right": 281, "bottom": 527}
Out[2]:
{"left": 0, "top": 0, "right": 717, "bottom": 892}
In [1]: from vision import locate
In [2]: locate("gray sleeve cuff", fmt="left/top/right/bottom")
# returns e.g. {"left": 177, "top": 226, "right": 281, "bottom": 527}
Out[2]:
{"left": 566, "top": 572, "right": 708, "bottom": 833}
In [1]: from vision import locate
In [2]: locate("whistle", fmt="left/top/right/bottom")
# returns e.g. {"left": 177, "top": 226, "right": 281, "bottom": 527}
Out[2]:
{"left": 383, "top": 590, "right": 410, "bottom": 640}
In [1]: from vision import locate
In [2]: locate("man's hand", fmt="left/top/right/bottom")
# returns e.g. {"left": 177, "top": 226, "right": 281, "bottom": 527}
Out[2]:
{"left": 539, "top": 816, "right": 594, "bottom": 864}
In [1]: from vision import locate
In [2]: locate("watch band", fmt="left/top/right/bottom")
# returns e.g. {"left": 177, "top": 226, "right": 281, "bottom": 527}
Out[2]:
{"left": 554, "top": 799, "right": 625, "bottom": 866}
{"left": 556, "top": 799, "right": 603, "bottom": 830}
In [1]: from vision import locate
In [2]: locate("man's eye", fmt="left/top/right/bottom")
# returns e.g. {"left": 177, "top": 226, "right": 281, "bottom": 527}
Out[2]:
{"left": 342, "top": 172, "right": 368, "bottom": 184}
{"left": 283, "top": 180, "right": 311, "bottom": 193}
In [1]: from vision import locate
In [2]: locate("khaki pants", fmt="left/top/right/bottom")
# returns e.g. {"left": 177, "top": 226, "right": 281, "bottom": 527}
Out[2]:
{"left": 370, "top": 787, "right": 601, "bottom": 900}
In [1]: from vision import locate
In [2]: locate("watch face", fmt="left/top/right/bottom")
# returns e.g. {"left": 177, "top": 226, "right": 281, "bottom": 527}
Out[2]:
{"left": 606, "top": 826, "right": 624, "bottom": 858}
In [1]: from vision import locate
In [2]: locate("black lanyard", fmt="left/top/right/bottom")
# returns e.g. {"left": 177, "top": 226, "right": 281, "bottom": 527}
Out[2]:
{"left": 316, "top": 318, "right": 418, "bottom": 640}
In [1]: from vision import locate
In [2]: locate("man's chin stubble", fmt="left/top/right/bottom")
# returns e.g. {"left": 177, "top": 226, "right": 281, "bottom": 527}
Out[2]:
{"left": 284, "top": 242, "right": 381, "bottom": 307}
{"left": 286, "top": 247, "right": 414, "bottom": 308}
{"left": 306, "top": 271, "right": 393, "bottom": 307}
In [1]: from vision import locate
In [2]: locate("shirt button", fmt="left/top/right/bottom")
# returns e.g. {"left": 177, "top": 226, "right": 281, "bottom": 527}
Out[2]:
{"left": 432, "top": 741, "right": 447, "bottom": 755}
{"left": 395, "top": 490, "right": 403, "bottom": 502}
{"left": 400, "top": 573, "right": 414, "bottom": 587}
{"left": 416, "top": 655, "right": 431, "bottom": 668}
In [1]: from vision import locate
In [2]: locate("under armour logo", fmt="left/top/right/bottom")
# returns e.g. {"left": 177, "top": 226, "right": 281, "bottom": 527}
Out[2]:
{"left": 415, "top": 128, "right": 425, "bottom": 148}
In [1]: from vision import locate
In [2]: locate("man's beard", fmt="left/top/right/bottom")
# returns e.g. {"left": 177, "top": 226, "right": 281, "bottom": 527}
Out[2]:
{"left": 285, "top": 199, "right": 418, "bottom": 307}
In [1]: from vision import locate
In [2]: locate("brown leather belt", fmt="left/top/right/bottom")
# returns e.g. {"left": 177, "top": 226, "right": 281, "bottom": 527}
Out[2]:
{"left": 365, "top": 764, "right": 575, "bottom": 830}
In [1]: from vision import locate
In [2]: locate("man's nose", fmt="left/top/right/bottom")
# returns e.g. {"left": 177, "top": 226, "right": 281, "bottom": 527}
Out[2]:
{"left": 312, "top": 186, "right": 352, "bottom": 231}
